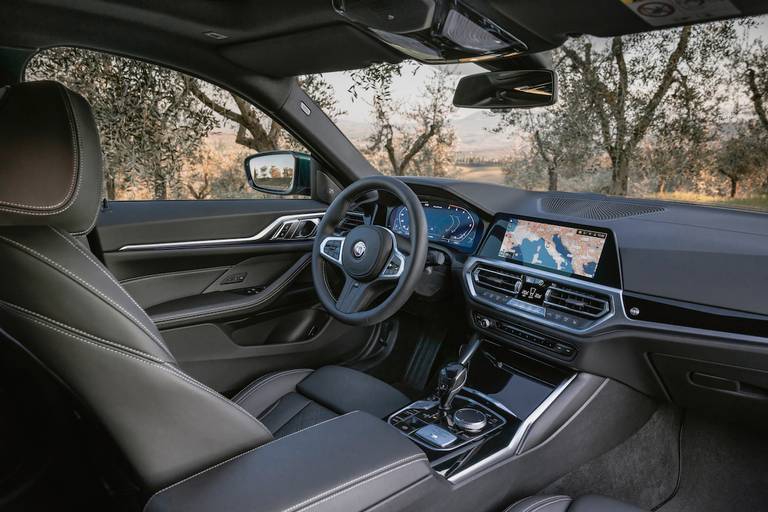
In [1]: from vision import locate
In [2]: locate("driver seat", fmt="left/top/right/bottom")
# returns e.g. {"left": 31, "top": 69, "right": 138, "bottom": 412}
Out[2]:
{"left": 0, "top": 81, "right": 409, "bottom": 491}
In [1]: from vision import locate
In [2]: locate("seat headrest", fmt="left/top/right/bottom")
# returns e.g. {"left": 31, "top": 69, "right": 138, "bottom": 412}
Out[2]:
{"left": 0, "top": 81, "right": 103, "bottom": 235}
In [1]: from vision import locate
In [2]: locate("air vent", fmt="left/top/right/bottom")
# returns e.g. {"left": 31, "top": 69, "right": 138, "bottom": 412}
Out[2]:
{"left": 337, "top": 210, "right": 365, "bottom": 234}
{"left": 473, "top": 265, "right": 523, "bottom": 296}
{"left": 540, "top": 197, "right": 665, "bottom": 220}
{"left": 544, "top": 285, "right": 610, "bottom": 318}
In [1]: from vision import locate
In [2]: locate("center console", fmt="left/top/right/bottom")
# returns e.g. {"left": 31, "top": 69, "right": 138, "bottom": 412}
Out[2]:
{"left": 387, "top": 334, "right": 576, "bottom": 482}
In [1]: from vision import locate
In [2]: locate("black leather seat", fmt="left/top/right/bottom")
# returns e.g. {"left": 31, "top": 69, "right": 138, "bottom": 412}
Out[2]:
{"left": 506, "top": 495, "right": 646, "bottom": 512}
{"left": 232, "top": 366, "right": 410, "bottom": 438}
{"left": 0, "top": 81, "right": 409, "bottom": 491}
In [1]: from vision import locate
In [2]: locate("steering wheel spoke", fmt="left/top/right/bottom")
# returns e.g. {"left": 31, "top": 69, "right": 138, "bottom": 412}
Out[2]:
{"left": 319, "top": 235, "right": 346, "bottom": 267}
{"left": 379, "top": 244, "right": 406, "bottom": 280}
{"left": 336, "top": 276, "right": 375, "bottom": 314}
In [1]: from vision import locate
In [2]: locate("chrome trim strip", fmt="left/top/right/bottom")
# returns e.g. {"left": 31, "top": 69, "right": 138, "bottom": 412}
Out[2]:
{"left": 117, "top": 212, "right": 324, "bottom": 251}
{"left": 464, "top": 256, "right": 622, "bottom": 334}
{"left": 447, "top": 373, "right": 578, "bottom": 483}
{"left": 318, "top": 235, "right": 346, "bottom": 266}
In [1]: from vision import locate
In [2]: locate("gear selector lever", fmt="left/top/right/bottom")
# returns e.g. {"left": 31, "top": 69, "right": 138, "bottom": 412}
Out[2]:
{"left": 437, "top": 362, "right": 467, "bottom": 411}
{"left": 435, "top": 336, "right": 481, "bottom": 411}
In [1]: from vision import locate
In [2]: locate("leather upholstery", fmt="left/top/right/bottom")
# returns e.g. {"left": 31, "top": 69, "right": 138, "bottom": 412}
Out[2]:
{"left": 0, "top": 81, "right": 414, "bottom": 496}
{"left": 0, "top": 82, "right": 272, "bottom": 491}
{"left": 0, "top": 81, "right": 103, "bottom": 235}
{"left": 234, "top": 366, "right": 411, "bottom": 438}
{"left": 505, "top": 495, "right": 647, "bottom": 512}
{"left": 143, "top": 411, "right": 433, "bottom": 512}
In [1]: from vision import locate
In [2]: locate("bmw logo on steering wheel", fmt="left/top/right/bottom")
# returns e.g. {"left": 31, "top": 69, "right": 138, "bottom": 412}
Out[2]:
{"left": 352, "top": 241, "right": 367, "bottom": 258}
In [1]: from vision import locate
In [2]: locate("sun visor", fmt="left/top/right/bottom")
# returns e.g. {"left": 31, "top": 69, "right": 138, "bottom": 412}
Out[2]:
{"left": 220, "top": 24, "right": 402, "bottom": 77}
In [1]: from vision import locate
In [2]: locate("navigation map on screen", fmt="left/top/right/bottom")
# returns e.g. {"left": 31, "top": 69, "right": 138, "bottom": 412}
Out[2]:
{"left": 498, "top": 219, "right": 607, "bottom": 278}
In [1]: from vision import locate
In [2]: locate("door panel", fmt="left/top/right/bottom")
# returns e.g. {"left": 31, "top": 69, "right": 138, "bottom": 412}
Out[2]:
{"left": 91, "top": 199, "right": 376, "bottom": 392}
{"left": 94, "top": 199, "right": 326, "bottom": 252}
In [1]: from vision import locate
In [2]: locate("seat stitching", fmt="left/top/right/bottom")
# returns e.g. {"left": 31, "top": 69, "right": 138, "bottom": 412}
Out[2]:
{"left": 528, "top": 497, "right": 571, "bottom": 512}
{"left": 163, "top": 365, "right": 266, "bottom": 427}
{"left": 232, "top": 369, "right": 310, "bottom": 403}
{"left": 144, "top": 411, "right": 358, "bottom": 507}
{"left": 152, "top": 255, "right": 310, "bottom": 324}
{"left": 0, "top": 234, "right": 171, "bottom": 356}
{"left": 520, "top": 496, "right": 571, "bottom": 512}
{"left": 51, "top": 227, "right": 174, "bottom": 359}
{"left": 0, "top": 83, "right": 80, "bottom": 211}
{"left": 275, "top": 400, "right": 314, "bottom": 436}
{"left": 233, "top": 369, "right": 313, "bottom": 406}
{"left": 15, "top": 310, "right": 268, "bottom": 433}
{"left": 257, "top": 397, "right": 282, "bottom": 421}
{"left": 283, "top": 457, "right": 428, "bottom": 512}
{"left": 0, "top": 300, "right": 165, "bottom": 363}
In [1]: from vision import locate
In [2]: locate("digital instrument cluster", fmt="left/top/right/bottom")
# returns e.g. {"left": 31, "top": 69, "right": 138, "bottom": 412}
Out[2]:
{"left": 388, "top": 199, "right": 481, "bottom": 251}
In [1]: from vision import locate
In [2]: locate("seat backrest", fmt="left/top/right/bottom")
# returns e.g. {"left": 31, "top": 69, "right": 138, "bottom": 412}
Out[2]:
{"left": 0, "top": 81, "right": 271, "bottom": 491}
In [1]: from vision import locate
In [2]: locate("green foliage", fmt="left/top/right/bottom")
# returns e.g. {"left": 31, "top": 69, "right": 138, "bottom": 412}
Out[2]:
{"left": 26, "top": 48, "right": 216, "bottom": 199}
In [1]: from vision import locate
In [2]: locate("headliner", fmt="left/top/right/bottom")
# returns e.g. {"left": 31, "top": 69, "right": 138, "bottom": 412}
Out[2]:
{"left": 2, "top": 0, "right": 767, "bottom": 81}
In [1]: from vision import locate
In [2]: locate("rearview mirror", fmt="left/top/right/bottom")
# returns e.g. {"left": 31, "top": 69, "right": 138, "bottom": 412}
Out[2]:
{"left": 453, "top": 70, "right": 557, "bottom": 110}
{"left": 244, "top": 151, "right": 312, "bottom": 196}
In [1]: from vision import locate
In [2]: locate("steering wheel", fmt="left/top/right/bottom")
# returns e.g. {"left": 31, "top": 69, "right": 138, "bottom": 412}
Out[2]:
{"left": 312, "top": 176, "right": 428, "bottom": 326}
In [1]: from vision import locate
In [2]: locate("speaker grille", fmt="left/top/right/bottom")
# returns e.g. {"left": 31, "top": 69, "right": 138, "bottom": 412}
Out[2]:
{"left": 540, "top": 197, "right": 665, "bottom": 220}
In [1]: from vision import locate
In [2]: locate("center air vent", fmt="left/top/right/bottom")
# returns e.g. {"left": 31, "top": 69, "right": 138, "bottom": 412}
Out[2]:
{"left": 544, "top": 284, "right": 610, "bottom": 318}
{"left": 472, "top": 265, "right": 523, "bottom": 296}
{"left": 540, "top": 197, "right": 665, "bottom": 220}
{"left": 337, "top": 210, "right": 365, "bottom": 234}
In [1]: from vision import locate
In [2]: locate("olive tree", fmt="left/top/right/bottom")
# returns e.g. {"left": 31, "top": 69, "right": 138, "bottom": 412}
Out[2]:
{"left": 26, "top": 48, "right": 216, "bottom": 200}
{"left": 559, "top": 23, "right": 738, "bottom": 195}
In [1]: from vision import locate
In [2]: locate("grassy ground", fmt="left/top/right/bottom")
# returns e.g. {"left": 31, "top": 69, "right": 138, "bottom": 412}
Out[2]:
{"left": 650, "top": 192, "right": 768, "bottom": 212}
{"left": 450, "top": 165, "right": 506, "bottom": 185}
{"left": 449, "top": 165, "right": 768, "bottom": 212}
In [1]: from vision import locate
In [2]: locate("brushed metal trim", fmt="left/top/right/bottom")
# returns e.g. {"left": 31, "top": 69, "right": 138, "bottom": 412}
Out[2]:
{"left": 117, "top": 212, "right": 324, "bottom": 251}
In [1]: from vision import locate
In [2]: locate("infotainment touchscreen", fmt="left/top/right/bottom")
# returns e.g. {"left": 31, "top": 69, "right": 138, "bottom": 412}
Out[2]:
{"left": 498, "top": 218, "right": 608, "bottom": 279}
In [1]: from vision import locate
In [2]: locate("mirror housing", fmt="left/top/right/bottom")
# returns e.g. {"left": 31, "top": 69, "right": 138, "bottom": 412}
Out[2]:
{"left": 244, "top": 151, "right": 312, "bottom": 196}
{"left": 453, "top": 69, "right": 557, "bottom": 110}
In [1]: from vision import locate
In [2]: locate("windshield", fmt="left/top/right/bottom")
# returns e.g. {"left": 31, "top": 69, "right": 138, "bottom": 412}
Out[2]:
{"left": 310, "top": 16, "right": 768, "bottom": 212}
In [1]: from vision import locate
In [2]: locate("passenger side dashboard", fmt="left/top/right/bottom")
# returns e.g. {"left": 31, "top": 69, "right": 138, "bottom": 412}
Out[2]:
{"left": 399, "top": 177, "right": 768, "bottom": 425}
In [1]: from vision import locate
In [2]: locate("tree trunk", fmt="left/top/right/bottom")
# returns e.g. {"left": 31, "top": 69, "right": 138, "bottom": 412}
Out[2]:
{"left": 106, "top": 176, "right": 116, "bottom": 200}
{"left": 656, "top": 175, "right": 666, "bottom": 194}
{"left": 730, "top": 176, "right": 738, "bottom": 198}
{"left": 547, "top": 165, "right": 558, "bottom": 191}
{"left": 609, "top": 154, "right": 630, "bottom": 196}
{"left": 154, "top": 174, "right": 168, "bottom": 200}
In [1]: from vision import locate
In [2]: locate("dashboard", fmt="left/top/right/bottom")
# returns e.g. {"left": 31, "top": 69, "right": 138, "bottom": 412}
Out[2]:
{"left": 394, "top": 178, "right": 768, "bottom": 425}
{"left": 388, "top": 199, "right": 482, "bottom": 252}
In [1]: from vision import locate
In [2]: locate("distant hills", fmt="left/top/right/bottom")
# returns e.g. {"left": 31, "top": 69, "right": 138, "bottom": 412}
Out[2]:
{"left": 336, "top": 110, "right": 526, "bottom": 159}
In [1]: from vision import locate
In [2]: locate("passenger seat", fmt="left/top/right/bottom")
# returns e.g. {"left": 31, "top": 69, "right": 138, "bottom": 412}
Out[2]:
{"left": 506, "top": 495, "right": 646, "bottom": 512}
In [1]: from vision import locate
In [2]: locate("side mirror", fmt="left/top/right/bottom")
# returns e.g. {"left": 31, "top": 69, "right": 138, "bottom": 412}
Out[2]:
{"left": 453, "top": 70, "right": 557, "bottom": 110}
{"left": 244, "top": 151, "right": 312, "bottom": 196}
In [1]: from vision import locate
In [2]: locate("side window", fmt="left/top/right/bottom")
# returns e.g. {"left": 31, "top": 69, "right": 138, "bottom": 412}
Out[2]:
{"left": 25, "top": 47, "right": 308, "bottom": 200}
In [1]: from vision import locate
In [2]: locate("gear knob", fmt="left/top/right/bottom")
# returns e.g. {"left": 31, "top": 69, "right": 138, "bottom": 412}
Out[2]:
{"left": 437, "top": 362, "right": 467, "bottom": 411}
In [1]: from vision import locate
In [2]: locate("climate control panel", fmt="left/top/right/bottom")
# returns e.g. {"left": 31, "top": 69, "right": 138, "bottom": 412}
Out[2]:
{"left": 464, "top": 257, "right": 619, "bottom": 333}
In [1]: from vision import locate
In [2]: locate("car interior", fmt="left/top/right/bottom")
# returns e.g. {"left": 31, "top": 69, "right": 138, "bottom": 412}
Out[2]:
{"left": 1, "top": 1, "right": 768, "bottom": 511}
